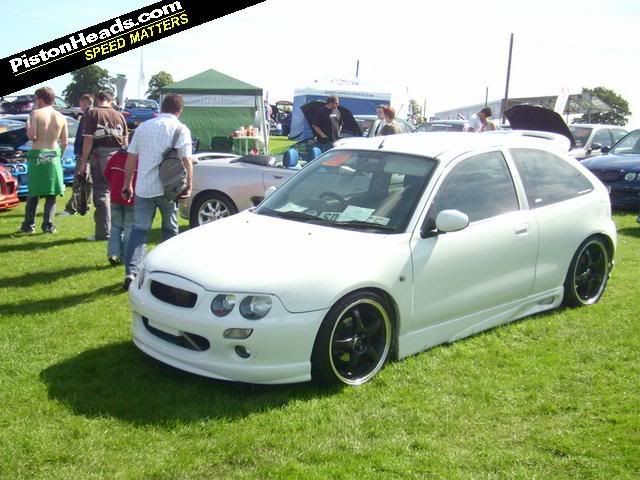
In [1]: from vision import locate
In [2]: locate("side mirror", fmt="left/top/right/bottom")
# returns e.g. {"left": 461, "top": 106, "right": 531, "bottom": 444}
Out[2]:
{"left": 435, "top": 209, "right": 469, "bottom": 233}
{"left": 420, "top": 209, "right": 469, "bottom": 238}
{"left": 600, "top": 145, "right": 611, "bottom": 154}
{"left": 264, "top": 185, "right": 277, "bottom": 199}
{"left": 590, "top": 142, "right": 602, "bottom": 152}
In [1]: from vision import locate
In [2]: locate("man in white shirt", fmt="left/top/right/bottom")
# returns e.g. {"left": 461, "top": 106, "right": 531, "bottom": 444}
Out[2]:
{"left": 121, "top": 93, "right": 193, "bottom": 289}
{"left": 372, "top": 105, "right": 386, "bottom": 136}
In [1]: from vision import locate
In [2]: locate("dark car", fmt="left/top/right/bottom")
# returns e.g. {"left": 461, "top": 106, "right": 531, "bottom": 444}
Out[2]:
{"left": 581, "top": 129, "right": 640, "bottom": 209}
{"left": 0, "top": 95, "right": 81, "bottom": 118}
{"left": 122, "top": 99, "right": 159, "bottom": 128}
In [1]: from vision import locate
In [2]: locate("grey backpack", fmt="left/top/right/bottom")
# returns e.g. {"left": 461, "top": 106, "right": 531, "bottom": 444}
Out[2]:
{"left": 159, "top": 127, "right": 188, "bottom": 201}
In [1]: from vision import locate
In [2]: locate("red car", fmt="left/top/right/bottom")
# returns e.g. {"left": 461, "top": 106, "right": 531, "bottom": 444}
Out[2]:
{"left": 0, "top": 164, "right": 19, "bottom": 210}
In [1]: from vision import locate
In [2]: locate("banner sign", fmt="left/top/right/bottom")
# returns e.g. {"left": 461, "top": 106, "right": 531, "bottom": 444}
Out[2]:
{"left": 182, "top": 94, "right": 257, "bottom": 107}
{"left": 0, "top": 1, "right": 262, "bottom": 97}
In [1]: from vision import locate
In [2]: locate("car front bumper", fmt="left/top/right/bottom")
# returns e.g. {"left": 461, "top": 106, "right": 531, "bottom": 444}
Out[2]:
{"left": 129, "top": 271, "right": 327, "bottom": 384}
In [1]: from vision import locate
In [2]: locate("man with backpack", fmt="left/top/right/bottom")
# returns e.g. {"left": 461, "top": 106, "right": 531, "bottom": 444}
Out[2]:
{"left": 121, "top": 93, "right": 193, "bottom": 290}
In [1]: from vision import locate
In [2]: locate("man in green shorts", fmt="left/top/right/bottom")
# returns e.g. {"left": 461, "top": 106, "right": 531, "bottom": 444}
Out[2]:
{"left": 20, "top": 87, "right": 67, "bottom": 234}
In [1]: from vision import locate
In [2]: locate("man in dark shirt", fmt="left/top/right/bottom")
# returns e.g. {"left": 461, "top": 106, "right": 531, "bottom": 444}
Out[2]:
{"left": 312, "top": 95, "right": 342, "bottom": 145}
{"left": 78, "top": 91, "right": 128, "bottom": 240}
{"left": 62, "top": 93, "right": 93, "bottom": 216}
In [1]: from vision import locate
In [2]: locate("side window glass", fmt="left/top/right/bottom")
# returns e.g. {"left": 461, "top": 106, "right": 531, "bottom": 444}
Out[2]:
{"left": 511, "top": 149, "right": 593, "bottom": 208}
{"left": 592, "top": 129, "right": 612, "bottom": 147}
{"left": 432, "top": 151, "right": 519, "bottom": 223}
{"left": 612, "top": 129, "right": 627, "bottom": 143}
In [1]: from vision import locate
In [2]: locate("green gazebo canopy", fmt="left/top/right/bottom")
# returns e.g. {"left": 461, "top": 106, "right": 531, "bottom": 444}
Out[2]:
{"left": 160, "top": 69, "right": 265, "bottom": 149}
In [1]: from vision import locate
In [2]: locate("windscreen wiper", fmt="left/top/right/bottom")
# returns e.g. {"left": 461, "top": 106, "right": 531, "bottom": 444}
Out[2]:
{"left": 329, "top": 220, "right": 395, "bottom": 232}
{"left": 270, "top": 210, "right": 326, "bottom": 223}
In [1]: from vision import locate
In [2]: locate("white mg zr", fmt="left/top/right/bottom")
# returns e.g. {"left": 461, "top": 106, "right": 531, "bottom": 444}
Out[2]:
{"left": 129, "top": 132, "right": 616, "bottom": 386}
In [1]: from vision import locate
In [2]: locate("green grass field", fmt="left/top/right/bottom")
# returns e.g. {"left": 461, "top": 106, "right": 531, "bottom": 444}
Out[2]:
{"left": 0, "top": 189, "right": 638, "bottom": 479}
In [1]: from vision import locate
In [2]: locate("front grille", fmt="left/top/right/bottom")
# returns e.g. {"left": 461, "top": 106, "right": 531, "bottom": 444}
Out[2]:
{"left": 142, "top": 317, "right": 210, "bottom": 351}
{"left": 150, "top": 280, "right": 197, "bottom": 308}
{"left": 591, "top": 170, "right": 623, "bottom": 183}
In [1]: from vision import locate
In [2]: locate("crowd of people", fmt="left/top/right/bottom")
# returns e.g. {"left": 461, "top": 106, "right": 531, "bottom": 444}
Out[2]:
{"left": 20, "top": 87, "right": 193, "bottom": 290}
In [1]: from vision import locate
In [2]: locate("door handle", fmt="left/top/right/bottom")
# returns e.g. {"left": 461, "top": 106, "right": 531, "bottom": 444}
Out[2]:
{"left": 273, "top": 175, "right": 284, "bottom": 179}
{"left": 514, "top": 223, "right": 529, "bottom": 235}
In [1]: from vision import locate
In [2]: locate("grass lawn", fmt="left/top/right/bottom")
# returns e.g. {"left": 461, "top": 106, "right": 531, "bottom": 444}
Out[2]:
{"left": 0, "top": 188, "right": 638, "bottom": 479}
{"left": 268, "top": 136, "right": 296, "bottom": 154}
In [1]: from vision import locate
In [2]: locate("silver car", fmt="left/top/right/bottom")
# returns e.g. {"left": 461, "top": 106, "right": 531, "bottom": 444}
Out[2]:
{"left": 180, "top": 152, "right": 301, "bottom": 227}
{"left": 569, "top": 124, "right": 628, "bottom": 160}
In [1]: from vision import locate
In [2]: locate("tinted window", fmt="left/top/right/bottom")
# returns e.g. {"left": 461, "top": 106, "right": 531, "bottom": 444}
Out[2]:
{"left": 432, "top": 151, "right": 519, "bottom": 222}
{"left": 569, "top": 126, "right": 592, "bottom": 148}
{"left": 511, "top": 149, "right": 593, "bottom": 208}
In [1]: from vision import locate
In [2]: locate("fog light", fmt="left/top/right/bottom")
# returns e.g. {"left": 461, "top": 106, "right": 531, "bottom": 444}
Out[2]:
{"left": 239, "top": 295, "right": 272, "bottom": 320}
{"left": 211, "top": 294, "right": 236, "bottom": 317}
{"left": 625, "top": 172, "right": 637, "bottom": 181}
{"left": 235, "top": 345, "right": 252, "bottom": 359}
{"left": 223, "top": 328, "right": 253, "bottom": 339}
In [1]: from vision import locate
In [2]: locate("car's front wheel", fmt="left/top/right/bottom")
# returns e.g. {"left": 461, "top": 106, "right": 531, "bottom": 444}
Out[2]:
{"left": 563, "top": 236, "right": 610, "bottom": 307}
{"left": 312, "top": 291, "right": 392, "bottom": 386}
{"left": 190, "top": 192, "right": 238, "bottom": 228}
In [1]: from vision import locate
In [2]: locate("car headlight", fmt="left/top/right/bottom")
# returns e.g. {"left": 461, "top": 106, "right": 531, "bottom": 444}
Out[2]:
{"left": 211, "top": 294, "right": 236, "bottom": 317}
{"left": 624, "top": 172, "right": 637, "bottom": 181}
{"left": 239, "top": 295, "right": 272, "bottom": 320}
{"left": 15, "top": 164, "right": 27, "bottom": 174}
{"left": 137, "top": 269, "right": 146, "bottom": 289}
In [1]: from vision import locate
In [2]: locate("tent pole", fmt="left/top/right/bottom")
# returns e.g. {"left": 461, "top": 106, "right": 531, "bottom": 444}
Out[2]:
{"left": 258, "top": 95, "right": 268, "bottom": 153}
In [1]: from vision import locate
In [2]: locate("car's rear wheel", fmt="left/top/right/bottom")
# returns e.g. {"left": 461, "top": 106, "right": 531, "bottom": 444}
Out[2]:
{"left": 563, "top": 236, "right": 610, "bottom": 307}
{"left": 190, "top": 192, "right": 238, "bottom": 228}
{"left": 312, "top": 291, "right": 392, "bottom": 386}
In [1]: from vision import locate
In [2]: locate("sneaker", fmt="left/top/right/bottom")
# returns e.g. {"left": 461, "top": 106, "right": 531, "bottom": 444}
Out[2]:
{"left": 123, "top": 274, "right": 135, "bottom": 291}
{"left": 42, "top": 226, "right": 57, "bottom": 234}
{"left": 636, "top": 215, "right": 640, "bottom": 224}
{"left": 19, "top": 226, "right": 35, "bottom": 234}
{"left": 59, "top": 211, "right": 74, "bottom": 217}
{"left": 108, "top": 256, "right": 121, "bottom": 266}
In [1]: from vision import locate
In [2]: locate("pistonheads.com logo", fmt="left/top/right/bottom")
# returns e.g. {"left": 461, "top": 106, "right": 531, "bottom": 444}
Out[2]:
{"left": 9, "top": 1, "right": 186, "bottom": 75}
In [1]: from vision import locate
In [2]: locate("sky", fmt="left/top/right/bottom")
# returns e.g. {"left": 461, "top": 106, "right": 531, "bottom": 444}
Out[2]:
{"left": 3, "top": 0, "right": 640, "bottom": 126}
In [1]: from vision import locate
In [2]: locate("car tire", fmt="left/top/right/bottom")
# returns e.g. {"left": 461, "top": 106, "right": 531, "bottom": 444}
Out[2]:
{"left": 311, "top": 290, "right": 393, "bottom": 386}
{"left": 189, "top": 191, "right": 238, "bottom": 228}
{"left": 563, "top": 236, "right": 610, "bottom": 307}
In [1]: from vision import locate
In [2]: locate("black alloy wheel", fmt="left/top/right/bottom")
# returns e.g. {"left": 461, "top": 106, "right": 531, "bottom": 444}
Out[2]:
{"left": 563, "top": 236, "right": 610, "bottom": 307}
{"left": 312, "top": 291, "right": 392, "bottom": 386}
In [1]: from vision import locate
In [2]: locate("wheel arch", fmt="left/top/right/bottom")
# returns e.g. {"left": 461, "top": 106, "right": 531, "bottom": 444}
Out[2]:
{"left": 189, "top": 189, "right": 238, "bottom": 221}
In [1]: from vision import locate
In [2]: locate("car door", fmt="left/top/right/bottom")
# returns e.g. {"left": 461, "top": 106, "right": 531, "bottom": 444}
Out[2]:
{"left": 409, "top": 150, "right": 538, "bottom": 336}
{"left": 262, "top": 166, "right": 298, "bottom": 191}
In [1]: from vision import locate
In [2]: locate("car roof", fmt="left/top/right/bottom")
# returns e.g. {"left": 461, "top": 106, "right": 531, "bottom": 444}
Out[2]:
{"left": 333, "top": 131, "right": 569, "bottom": 162}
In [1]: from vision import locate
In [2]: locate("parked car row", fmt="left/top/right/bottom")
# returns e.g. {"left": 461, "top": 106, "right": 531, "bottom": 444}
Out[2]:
{"left": 0, "top": 95, "right": 81, "bottom": 118}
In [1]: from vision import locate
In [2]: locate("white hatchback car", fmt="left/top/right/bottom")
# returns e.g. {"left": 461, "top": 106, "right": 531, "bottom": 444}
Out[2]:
{"left": 129, "top": 132, "right": 616, "bottom": 386}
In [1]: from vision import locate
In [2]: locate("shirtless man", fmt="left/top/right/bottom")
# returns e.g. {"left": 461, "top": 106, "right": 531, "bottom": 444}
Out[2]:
{"left": 20, "top": 87, "right": 67, "bottom": 234}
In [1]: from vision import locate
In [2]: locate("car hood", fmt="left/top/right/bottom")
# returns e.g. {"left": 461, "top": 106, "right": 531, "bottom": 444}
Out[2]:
{"left": 0, "top": 127, "right": 29, "bottom": 149}
{"left": 300, "top": 101, "right": 362, "bottom": 137}
{"left": 581, "top": 154, "right": 640, "bottom": 172}
{"left": 504, "top": 105, "right": 576, "bottom": 148}
{"left": 143, "top": 211, "right": 411, "bottom": 312}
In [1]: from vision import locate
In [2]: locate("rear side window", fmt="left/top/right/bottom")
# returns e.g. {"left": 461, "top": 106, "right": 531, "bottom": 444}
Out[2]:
{"left": 511, "top": 149, "right": 593, "bottom": 208}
